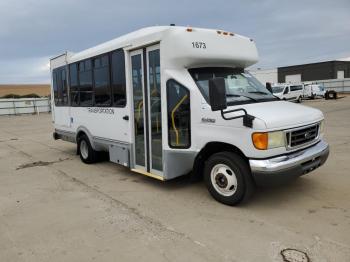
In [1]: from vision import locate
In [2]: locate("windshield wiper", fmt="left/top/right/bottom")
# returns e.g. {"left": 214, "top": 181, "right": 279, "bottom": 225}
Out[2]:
{"left": 226, "top": 94, "right": 258, "bottom": 102}
{"left": 248, "top": 91, "right": 270, "bottom": 95}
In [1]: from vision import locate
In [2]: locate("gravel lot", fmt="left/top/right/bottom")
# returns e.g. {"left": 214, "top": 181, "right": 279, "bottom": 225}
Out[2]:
{"left": 0, "top": 97, "right": 349, "bottom": 261}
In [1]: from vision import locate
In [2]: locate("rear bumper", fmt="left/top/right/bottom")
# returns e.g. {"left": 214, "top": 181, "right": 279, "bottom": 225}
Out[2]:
{"left": 249, "top": 140, "right": 329, "bottom": 186}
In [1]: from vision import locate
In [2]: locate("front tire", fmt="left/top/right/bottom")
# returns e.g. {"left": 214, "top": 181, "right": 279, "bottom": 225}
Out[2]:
{"left": 204, "top": 152, "right": 254, "bottom": 205}
{"left": 78, "top": 134, "right": 98, "bottom": 164}
{"left": 297, "top": 96, "right": 302, "bottom": 103}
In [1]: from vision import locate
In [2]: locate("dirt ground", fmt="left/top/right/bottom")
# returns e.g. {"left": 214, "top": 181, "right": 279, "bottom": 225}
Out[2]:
{"left": 0, "top": 84, "right": 50, "bottom": 97}
{"left": 0, "top": 97, "right": 349, "bottom": 261}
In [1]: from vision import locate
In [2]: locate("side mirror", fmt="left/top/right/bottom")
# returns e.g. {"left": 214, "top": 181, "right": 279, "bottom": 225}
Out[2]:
{"left": 266, "top": 82, "right": 272, "bottom": 93}
{"left": 209, "top": 77, "right": 227, "bottom": 111}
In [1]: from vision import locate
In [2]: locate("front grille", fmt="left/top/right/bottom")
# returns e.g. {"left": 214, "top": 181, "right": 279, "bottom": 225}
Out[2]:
{"left": 286, "top": 123, "right": 319, "bottom": 148}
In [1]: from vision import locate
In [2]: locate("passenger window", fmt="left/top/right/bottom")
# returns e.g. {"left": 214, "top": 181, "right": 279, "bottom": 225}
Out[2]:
{"left": 69, "top": 63, "right": 79, "bottom": 106}
{"left": 93, "top": 55, "right": 111, "bottom": 106}
{"left": 53, "top": 66, "right": 68, "bottom": 106}
{"left": 61, "top": 69, "right": 68, "bottom": 105}
{"left": 52, "top": 70, "right": 59, "bottom": 105}
{"left": 111, "top": 50, "right": 126, "bottom": 107}
{"left": 167, "top": 80, "right": 191, "bottom": 148}
{"left": 283, "top": 87, "right": 289, "bottom": 94}
{"left": 79, "top": 59, "right": 93, "bottom": 106}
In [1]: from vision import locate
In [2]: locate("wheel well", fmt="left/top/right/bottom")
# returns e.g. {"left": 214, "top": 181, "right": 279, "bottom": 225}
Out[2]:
{"left": 191, "top": 142, "right": 248, "bottom": 181}
{"left": 76, "top": 131, "right": 87, "bottom": 155}
{"left": 76, "top": 131, "right": 86, "bottom": 142}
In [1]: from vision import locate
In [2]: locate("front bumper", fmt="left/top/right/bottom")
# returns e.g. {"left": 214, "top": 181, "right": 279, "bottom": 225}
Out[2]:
{"left": 249, "top": 140, "right": 329, "bottom": 186}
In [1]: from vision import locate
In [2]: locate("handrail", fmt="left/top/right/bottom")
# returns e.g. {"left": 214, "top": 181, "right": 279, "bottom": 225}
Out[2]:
{"left": 171, "top": 94, "right": 188, "bottom": 145}
{"left": 137, "top": 100, "right": 143, "bottom": 122}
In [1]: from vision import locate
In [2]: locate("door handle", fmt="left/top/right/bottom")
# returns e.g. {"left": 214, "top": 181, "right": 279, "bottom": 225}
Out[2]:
{"left": 123, "top": 115, "right": 129, "bottom": 121}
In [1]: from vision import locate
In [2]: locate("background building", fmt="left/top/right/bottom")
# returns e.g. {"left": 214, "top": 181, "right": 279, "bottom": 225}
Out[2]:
{"left": 278, "top": 58, "right": 350, "bottom": 83}
{"left": 248, "top": 68, "right": 277, "bottom": 85}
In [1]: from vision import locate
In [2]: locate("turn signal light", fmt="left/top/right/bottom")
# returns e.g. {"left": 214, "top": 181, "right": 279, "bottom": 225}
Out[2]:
{"left": 252, "top": 133, "right": 268, "bottom": 150}
{"left": 186, "top": 28, "right": 193, "bottom": 32}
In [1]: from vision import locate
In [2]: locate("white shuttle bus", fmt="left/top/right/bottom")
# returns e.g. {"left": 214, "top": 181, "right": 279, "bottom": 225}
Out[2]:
{"left": 50, "top": 26, "right": 329, "bottom": 205}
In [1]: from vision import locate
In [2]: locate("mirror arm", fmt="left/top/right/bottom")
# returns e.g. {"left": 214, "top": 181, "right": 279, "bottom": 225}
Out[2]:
{"left": 220, "top": 108, "right": 255, "bottom": 128}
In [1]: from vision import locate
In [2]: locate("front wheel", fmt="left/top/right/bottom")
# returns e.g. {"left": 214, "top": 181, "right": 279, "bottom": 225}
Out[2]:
{"left": 297, "top": 96, "right": 302, "bottom": 103}
{"left": 204, "top": 152, "right": 254, "bottom": 205}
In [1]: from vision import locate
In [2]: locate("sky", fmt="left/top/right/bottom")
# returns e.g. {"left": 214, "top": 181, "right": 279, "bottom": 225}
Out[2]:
{"left": 0, "top": 0, "right": 349, "bottom": 84}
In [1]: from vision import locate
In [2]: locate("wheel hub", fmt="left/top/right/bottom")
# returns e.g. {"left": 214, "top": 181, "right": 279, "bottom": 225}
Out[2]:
{"left": 215, "top": 173, "right": 228, "bottom": 188}
{"left": 80, "top": 140, "right": 89, "bottom": 159}
{"left": 210, "top": 164, "right": 238, "bottom": 197}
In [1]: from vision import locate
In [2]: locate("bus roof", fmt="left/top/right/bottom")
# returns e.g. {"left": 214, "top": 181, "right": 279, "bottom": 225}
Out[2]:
{"left": 51, "top": 26, "right": 259, "bottom": 69}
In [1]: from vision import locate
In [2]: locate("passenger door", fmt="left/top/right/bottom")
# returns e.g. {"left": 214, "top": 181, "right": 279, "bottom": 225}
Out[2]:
{"left": 130, "top": 45, "right": 163, "bottom": 176}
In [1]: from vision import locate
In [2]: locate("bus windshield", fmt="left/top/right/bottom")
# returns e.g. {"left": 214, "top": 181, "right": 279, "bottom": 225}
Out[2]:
{"left": 189, "top": 67, "right": 277, "bottom": 105}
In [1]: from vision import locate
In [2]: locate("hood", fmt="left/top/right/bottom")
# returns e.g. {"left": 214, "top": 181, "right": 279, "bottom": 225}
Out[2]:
{"left": 240, "top": 101, "right": 323, "bottom": 129}
{"left": 273, "top": 92, "right": 283, "bottom": 97}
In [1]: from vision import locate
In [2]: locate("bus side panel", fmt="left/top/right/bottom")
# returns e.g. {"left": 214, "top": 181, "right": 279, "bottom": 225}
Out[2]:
{"left": 69, "top": 106, "right": 131, "bottom": 146}
{"left": 54, "top": 106, "right": 71, "bottom": 129}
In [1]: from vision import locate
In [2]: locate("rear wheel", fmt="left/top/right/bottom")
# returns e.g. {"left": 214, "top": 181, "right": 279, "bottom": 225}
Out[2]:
{"left": 204, "top": 152, "right": 254, "bottom": 205}
{"left": 78, "top": 134, "right": 98, "bottom": 164}
{"left": 297, "top": 96, "right": 302, "bottom": 103}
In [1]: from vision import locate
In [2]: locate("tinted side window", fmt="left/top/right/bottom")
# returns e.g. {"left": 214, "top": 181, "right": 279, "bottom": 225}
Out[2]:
{"left": 52, "top": 69, "right": 59, "bottom": 105}
{"left": 283, "top": 87, "right": 289, "bottom": 94}
{"left": 79, "top": 60, "right": 93, "bottom": 106}
{"left": 111, "top": 50, "right": 126, "bottom": 107}
{"left": 53, "top": 66, "right": 68, "bottom": 106}
{"left": 69, "top": 63, "right": 79, "bottom": 106}
{"left": 61, "top": 69, "right": 68, "bottom": 105}
{"left": 93, "top": 55, "right": 111, "bottom": 106}
{"left": 167, "top": 80, "right": 191, "bottom": 148}
{"left": 290, "top": 85, "right": 303, "bottom": 91}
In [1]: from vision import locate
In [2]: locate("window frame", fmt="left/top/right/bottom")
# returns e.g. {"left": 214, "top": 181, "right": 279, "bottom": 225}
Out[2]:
{"left": 67, "top": 48, "right": 127, "bottom": 108}
{"left": 78, "top": 58, "right": 94, "bottom": 107}
{"left": 52, "top": 66, "right": 68, "bottom": 107}
{"left": 166, "top": 79, "right": 191, "bottom": 149}
{"left": 290, "top": 85, "right": 303, "bottom": 91}
{"left": 111, "top": 49, "right": 127, "bottom": 108}
{"left": 52, "top": 69, "right": 59, "bottom": 105}
{"left": 69, "top": 62, "right": 80, "bottom": 107}
{"left": 93, "top": 53, "right": 112, "bottom": 107}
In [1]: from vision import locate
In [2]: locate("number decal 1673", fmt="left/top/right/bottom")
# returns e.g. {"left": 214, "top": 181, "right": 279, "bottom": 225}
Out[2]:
{"left": 192, "top": 42, "right": 206, "bottom": 49}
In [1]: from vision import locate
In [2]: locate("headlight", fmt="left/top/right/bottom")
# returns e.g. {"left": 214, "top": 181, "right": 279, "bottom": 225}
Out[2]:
{"left": 319, "top": 120, "right": 324, "bottom": 135}
{"left": 252, "top": 131, "right": 285, "bottom": 150}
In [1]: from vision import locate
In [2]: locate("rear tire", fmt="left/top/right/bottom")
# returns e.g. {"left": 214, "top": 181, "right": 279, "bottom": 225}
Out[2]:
{"left": 77, "top": 134, "right": 98, "bottom": 164}
{"left": 204, "top": 152, "right": 254, "bottom": 205}
{"left": 297, "top": 96, "right": 302, "bottom": 103}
